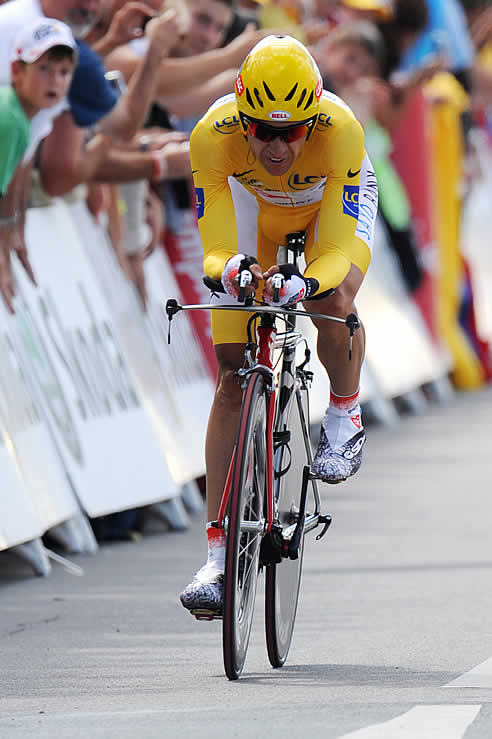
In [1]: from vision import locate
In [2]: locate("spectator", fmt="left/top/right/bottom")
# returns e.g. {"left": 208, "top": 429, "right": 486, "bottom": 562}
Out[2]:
{"left": 0, "top": 18, "right": 77, "bottom": 312}
{"left": 315, "top": 19, "right": 423, "bottom": 292}
{"left": 314, "top": 18, "right": 386, "bottom": 91}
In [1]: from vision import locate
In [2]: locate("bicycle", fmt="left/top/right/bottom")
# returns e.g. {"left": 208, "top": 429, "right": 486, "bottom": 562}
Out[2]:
{"left": 166, "top": 231, "right": 360, "bottom": 680}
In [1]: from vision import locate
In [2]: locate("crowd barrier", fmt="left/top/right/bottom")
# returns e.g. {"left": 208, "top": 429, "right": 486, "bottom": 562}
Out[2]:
{"left": 1, "top": 197, "right": 215, "bottom": 575}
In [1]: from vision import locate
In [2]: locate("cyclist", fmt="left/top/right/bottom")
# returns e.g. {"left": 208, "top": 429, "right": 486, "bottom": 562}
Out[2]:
{"left": 181, "top": 34, "right": 378, "bottom": 613}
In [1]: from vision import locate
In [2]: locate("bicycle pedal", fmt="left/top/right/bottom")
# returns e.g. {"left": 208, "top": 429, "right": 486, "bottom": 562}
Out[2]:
{"left": 309, "top": 470, "right": 346, "bottom": 484}
{"left": 191, "top": 609, "right": 223, "bottom": 621}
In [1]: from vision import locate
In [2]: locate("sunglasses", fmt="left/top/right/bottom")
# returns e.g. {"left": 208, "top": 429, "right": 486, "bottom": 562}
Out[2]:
{"left": 241, "top": 115, "right": 316, "bottom": 144}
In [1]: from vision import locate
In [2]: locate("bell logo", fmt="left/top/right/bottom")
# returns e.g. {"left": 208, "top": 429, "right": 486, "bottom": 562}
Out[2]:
{"left": 269, "top": 110, "right": 291, "bottom": 120}
{"left": 235, "top": 74, "right": 244, "bottom": 96}
{"left": 315, "top": 78, "right": 323, "bottom": 99}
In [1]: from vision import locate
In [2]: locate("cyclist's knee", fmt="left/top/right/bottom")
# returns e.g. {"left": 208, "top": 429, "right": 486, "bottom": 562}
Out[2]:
{"left": 215, "top": 368, "right": 242, "bottom": 409}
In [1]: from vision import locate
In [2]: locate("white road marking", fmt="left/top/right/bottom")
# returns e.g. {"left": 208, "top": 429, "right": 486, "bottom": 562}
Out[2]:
{"left": 339, "top": 705, "right": 481, "bottom": 738}
{"left": 444, "top": 656, "right": 492, "bottom": 688}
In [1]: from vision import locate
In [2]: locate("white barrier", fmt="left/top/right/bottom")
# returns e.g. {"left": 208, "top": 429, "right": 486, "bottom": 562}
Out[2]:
{"left": 70, "top": 201, "right": 215, "bottom": 485}
{"left": 462, "top": 132, "right": 492, "bottom": 343}
{"left": 357, "top": 218, "right": 450, "bottom": 398}
{"left": 0, "top": 305, "right": 83, "bottom": 563}
{"left": 11, "top": 200, "right": 180, "bottom": 518}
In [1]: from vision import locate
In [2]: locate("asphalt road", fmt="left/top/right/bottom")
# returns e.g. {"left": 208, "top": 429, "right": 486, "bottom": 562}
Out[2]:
{"left": 2, "top": 386, "right": 492, "bottom": 738}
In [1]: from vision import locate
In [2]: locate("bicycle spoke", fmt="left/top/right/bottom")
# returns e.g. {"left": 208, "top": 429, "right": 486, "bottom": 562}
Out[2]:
{"left": 238, "top": 531, "right": 262, "bottom": 563}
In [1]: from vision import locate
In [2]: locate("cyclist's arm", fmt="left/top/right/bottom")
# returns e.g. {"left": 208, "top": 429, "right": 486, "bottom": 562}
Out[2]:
{"left": 189, "top": 121, "right": 238, "bottom": 279}
{"left": 305, "top": 117, "right": 376, "bottom": 295}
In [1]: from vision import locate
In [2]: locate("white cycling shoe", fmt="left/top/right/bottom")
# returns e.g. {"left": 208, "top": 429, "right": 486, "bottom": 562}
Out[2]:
{"left": 311, "top": 404, "right": 366, "bottom": 483}
{"left": 180, "top": 563, "right": 224, "bottom": 614}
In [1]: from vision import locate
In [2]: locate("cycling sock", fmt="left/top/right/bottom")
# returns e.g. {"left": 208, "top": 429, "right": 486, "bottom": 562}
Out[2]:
{"left": 206, "top": 522, "right": 225, "bottom": 572}
{"left": 328, "top": 388, "right": 360, "bottom": 415}
{"left": 322, "top": 390, "right": 362, "bottom": 448}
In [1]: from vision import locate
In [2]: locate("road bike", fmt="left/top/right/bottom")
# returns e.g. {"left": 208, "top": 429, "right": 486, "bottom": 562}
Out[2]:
{"left": 166, "top": 231, "right": 359, "bottom": 680}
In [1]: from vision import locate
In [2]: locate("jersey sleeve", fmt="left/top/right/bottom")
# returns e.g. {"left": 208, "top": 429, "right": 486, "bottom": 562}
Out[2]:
{"left": 190, "top": 119, "right": 238, "bottom": 280}
{"left": 305, "top": 116, "right": 376, "bottom": 293}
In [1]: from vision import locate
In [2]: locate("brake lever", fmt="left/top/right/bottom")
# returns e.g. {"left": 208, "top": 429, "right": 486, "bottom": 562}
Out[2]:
{"left": 345, "top": 313, "right": 360, "bottom": 360}
{"left": 238, "top": 269, "right": 253, "bottom": 303}
{"left": 165, "top": 299, "right": 183, "bottom": 344}
{"left": 271, "top": 273, "right": 284, "bottom": 304}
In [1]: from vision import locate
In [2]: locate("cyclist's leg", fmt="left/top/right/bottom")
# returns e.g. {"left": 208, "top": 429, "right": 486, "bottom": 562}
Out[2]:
{"left": 303, "top": 204, "right": 372, "bottom": 482}
{"left": 205, "top": 341, "right": 247, "bottom": 522}
{"left": 181, "top": 224, "right": 277, "bottom": 613}
{"left": 305, "top": 263, "right": 365, "bottom": 395}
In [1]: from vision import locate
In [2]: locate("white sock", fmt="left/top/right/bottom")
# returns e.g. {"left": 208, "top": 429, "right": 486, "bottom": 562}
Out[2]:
{"left": 322, "top": 389, "right": 362, "bottom": 449}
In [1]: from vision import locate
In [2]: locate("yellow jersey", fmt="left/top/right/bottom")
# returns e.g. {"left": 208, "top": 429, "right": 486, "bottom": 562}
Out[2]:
{"left": 190, "top": 91, "right": 377, "bottom": 297}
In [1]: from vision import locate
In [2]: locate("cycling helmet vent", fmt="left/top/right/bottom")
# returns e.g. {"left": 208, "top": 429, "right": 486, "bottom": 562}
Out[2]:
{"left": 253, "top": 87, "right": 264, "bottom": 107}
{"left": 304, "top": 90, "right": 314, "bottom": 111}
{"left": 284, "top": 83, "right": 298, "bottom": 101}
{"left": 263, "top": 81, "right": 276, "bottom": 101}
{"left": 296, "top": 88, "right": 307, "bottom": 108}
{"left": 246, "top": 88, "right": 256, "bottom": 109}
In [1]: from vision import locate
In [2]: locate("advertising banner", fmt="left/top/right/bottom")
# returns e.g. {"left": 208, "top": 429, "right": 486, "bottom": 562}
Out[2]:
{"left": 13, "top": 201, "right": 178, "bottom": 518}
{"left": 71, "top": 202, "right": 214, "bottom": 484}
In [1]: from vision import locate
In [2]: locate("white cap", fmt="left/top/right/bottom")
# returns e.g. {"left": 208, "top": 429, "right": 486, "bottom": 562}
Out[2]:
{"left": 12, "top": 18, "right": 78, "bottom": 64}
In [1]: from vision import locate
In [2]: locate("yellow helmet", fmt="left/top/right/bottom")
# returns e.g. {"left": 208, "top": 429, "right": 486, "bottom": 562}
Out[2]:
{"left": 235, "top": 35, "right": 323, "bottom": 129}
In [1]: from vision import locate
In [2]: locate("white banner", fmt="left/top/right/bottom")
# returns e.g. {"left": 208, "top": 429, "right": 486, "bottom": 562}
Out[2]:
{"left": 12, "top": 201, "right": 178, "bottom": 518}
{"left": 0, "top": 443, "right": 41, "bottom": 551}
{"left": 0, "top": 303, "right": 80, "bottom": 549}
{"left": 70, "top": 202, "right": 214, "bottom": 484}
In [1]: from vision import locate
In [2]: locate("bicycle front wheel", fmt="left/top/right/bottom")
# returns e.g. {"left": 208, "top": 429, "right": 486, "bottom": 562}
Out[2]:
{"left": 223, "top": 372, "right": 267, "bottom": 680}
{"left": 265, "top": 384, "right": 310, "bottom": 667}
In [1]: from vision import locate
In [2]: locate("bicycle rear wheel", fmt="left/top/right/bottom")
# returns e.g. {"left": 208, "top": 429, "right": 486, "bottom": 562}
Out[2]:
{"left": 223, "top": 372, "right": 267, "bottom": 680}
{"left": 265, "top": 383, "right": 310, "bottom": 667}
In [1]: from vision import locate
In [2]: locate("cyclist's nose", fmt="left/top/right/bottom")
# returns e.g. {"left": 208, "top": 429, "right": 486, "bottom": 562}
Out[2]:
{"left": 268, "top": 136, "right": 289, "bottom": 153}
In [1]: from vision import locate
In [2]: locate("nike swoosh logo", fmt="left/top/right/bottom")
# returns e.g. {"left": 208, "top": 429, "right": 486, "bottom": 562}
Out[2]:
{"left": 347, "top": 168, "right": 361, "bottom": 178}
{"left": 233, "top": 169, "right": 255, "bottom": 178}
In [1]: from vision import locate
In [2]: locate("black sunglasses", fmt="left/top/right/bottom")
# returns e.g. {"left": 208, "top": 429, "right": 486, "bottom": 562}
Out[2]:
{"left": 240, "top": 114, "right": 317, "bottom": 143}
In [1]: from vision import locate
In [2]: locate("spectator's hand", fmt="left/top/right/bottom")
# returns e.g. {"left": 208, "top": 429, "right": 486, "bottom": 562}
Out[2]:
{"left": 105, "top": 1, "right": 156, "bottom": 47}
{"left": 303, "top": 20, "right": 332, "bottom": 44}
{"left": 391, "top": 56, "right": 447, "bottom": 96}
{"left": 0, "top": 241, "right": 14, "bottom": 314}
{"left": 342, "top": 77, "right": 392, "bottom": 125}
{"left": 12, "top": 226, "right": 37, "bottom": 287}
{"left": 126, "top": 251, "right": 148, "bottom": 311}
{"left": 145, "top": 9, "right": 182, "bottom": 57}
{"left": 143, "top": 187, "right": 164, "bottom": 258}
{"left": 152, "top": 140, "right": 191, "bottom": 181}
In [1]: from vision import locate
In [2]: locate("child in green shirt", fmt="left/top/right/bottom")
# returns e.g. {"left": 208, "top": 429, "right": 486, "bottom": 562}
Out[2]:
{"left": 0, "top": 17, "right": 77, "bottom": 197}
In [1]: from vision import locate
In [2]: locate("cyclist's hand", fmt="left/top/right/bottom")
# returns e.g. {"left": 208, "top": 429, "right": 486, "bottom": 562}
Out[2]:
{"left": 221, "top": 254, "right": 262, "bottom": 299}
{"left": 262, "top": 264, "right": 319, "bottom": 306}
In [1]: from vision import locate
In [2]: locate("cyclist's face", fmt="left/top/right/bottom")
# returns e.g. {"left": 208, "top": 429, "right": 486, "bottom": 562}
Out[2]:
{"left": 246, "top": 123, "right": 307, "bottom": 176}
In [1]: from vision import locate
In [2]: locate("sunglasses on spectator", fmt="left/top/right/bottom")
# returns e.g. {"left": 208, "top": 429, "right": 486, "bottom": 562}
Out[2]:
{"left": 240, "top": 115, "right": 317, "bottom": 143}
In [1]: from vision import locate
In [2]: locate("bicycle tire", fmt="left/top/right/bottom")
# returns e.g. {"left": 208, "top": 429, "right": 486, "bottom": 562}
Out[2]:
{"left": 223, "top": 372, "right": 267, "bottom": 680}
{"left": 265, "top": 384, "right": 310, "bottom": 667}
